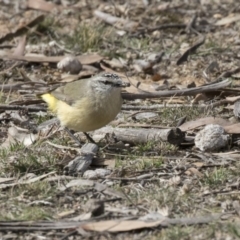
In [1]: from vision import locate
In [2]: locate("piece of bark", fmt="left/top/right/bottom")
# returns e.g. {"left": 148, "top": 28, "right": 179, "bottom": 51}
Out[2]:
{"left": 94, "top": 127, "right": 184, "bottom": 145}
{"left": 64, "top": 143, "right": 98, "bottom": 175}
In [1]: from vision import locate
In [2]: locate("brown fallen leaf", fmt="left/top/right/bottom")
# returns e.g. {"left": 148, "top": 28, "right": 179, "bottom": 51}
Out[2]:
{"left": 225, "top": 96, "right": 240, "bottom": 102}
{"left": 191, "top": 93, "right": 209, "bottom": 104}
{"left": 224, "top": 123, "right": 240, "bottom": 134}
{"left": 28, "top": 0, "right": 60, "bottom": 12}
{"left": 94, "top": 10, "right": 138, "bottom": 31}
{"left": 179, "top": 117, "right": 231, "bottom": 132}
{"left": 0, "top": 53, "right": 103, "bottom": 65}
{"left": 185, "top": 167, "right": 203, "bottom": 178}
{"left": 192, "top": 162, "right": 204, "bottom": 168}
{"left": 215, "top": 14, "right": 240, "bottom": 26}
{"left": 127, "top": 78, "right": 157, "bottom": 93}
{"left": 82, "top": 219, "right": 164, "bottom": 232}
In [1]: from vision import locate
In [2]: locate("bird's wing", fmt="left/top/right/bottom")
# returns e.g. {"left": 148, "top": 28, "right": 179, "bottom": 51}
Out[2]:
{"left": 50, "top": 78, "right": 90, "bottom": 105}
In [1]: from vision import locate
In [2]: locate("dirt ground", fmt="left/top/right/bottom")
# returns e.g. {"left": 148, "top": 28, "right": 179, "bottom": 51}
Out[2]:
{"left": 0, "top": 0, "right": 240, "bottom": 239}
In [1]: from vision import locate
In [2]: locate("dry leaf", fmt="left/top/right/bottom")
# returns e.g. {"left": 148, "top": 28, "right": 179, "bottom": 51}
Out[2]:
{"left": 224, "top": 123, "right": 240, "bottom": 134}
{"left": 81, "top": 219, "right": 163, "bottom": 232}
{"left": 179, "top": 117, "right": 231, "bottom": 132}
{"left": 185, "top": 168, "right": 203, "bottom": 178}
{"left": 13, "top": 35, "right": 26, "bottom": 56}
{"left": 225, "top": 96, "right": 240, "bottom": 102}
{"left": 94, "top": 10, "right": 138, "bottom": 31}
{"left": 215, "top": 14, "right": 240, "bottom": 26}
{"left": 192, "top": 162, "right": 204, "bottom": 168}
{"left": 0, "top": 54, "right": 103, "bottom": 65}
{"left": 191, "top": 93, "right": 208, "bottom": 104}
{"left": 28, "top": 0, "right": 59, "bottom": 12}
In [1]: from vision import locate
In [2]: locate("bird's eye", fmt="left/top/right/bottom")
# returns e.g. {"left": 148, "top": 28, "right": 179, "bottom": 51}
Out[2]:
{"left": 102, "top": 73, "right": 119, "bottom": 79}
{"left": 99, "top": 79, "right": 112, "bottom": 85}
{"left": 100, "top": 80, "right": 112, "bottom": 85}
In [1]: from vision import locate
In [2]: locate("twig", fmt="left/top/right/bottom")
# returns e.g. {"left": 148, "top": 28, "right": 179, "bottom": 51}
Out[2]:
{"left": 0, "top": 15, "right": 45, "bottom": 44}
{"left": 122, "top": 79, "right": 231, "bottom": 100}
{"left": 176, "top": 34, "right": 205, "bottom": 65}
{"left": 0, "top": 104, "right": 46, "bottom": 112}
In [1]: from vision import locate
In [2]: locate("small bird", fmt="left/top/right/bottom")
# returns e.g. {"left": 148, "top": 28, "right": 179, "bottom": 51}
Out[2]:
{"left": 41, "top": 73, "right": 130, "bottom": 143}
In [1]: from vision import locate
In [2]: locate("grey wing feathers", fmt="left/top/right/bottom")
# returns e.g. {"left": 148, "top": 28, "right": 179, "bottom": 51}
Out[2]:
{"left": 50, "top": 79, "right": 89, "bottom": 105}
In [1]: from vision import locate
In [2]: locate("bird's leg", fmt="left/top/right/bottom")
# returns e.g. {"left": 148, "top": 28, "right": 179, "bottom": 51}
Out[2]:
{"left": 64, "top": 127, "right": 82, "bottom": 146}
{"left": 83, "top": 132, "right": 96, "bottom": 144}
{"left": 64, "top": 128, "right": 96, "bottom": 145}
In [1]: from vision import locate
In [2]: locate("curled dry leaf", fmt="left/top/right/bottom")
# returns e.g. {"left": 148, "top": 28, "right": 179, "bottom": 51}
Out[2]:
{"left": 94, "top": 10, "right": 138, "bottom": 31}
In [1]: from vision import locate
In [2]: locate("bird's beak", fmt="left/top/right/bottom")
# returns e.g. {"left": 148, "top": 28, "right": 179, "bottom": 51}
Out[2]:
{"left": 114, "top": 81, "right": 130, "bottom": 88}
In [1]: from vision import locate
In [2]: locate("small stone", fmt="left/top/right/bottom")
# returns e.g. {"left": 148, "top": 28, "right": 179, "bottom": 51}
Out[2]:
{"left": 195, "top": 124, "right": 229, "bottom": 152}
{"left": 57, "top": 56, "right": 82, "bottom": 74}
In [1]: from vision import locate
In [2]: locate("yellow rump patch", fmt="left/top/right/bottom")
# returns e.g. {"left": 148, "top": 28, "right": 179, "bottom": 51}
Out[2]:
{"left": 41, "top": 93, "right": 58, "bottom": 113}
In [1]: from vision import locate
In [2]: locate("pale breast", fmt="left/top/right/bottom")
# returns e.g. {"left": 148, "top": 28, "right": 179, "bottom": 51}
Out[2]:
{"left": 56, "top": 88, "right": 122, "bottom": 132}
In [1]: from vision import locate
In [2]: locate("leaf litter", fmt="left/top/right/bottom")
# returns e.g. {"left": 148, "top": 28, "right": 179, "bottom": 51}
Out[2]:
{"left": 0, "top": 0, "right": 240, "bottom": 239}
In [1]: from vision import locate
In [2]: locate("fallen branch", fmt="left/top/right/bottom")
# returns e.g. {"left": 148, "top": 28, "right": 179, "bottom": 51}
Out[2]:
{"left": 94, "top": 127, "right": 184, "bottom": 145}
{"left": 0, "top": 104, "right": 46, "bottom": 112}
{"left": 122, "top": 79, "right": 231, "bottom": 100}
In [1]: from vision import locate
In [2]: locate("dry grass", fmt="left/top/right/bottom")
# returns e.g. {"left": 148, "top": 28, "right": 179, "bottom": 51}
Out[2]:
{"left": 0, "top": 0, "right": 240, "bottom": 239}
